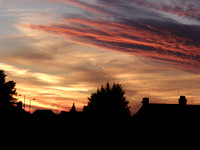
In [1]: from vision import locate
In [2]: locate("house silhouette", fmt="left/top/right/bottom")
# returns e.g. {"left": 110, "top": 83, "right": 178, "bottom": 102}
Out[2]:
{"left": 32, "top": 109, "right": 57, "bottom": 120}
{"left": 133, "top": 96, "right": 200, "bottom": 123}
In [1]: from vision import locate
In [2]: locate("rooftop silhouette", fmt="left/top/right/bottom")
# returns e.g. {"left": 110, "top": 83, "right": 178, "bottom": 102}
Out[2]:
{"left": 0, "top": 95, "right": 200, "bottom": 124}
{"left": 133, "top": 96, "right": 200, "bottom": 123}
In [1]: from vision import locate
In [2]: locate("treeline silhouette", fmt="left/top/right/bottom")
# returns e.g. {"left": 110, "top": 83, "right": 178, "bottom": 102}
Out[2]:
{"left": 1, "top": 69, "right": 200, "bottom": 124}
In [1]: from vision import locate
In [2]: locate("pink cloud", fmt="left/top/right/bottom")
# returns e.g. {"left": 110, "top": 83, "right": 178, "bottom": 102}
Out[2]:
{"left": 21, "top": 16, "right": 200, "bottom": 72}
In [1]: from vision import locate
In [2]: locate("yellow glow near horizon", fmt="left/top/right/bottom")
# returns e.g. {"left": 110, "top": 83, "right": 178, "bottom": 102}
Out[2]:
{"left": 49, "top": 86, "right": 89, "bottom": 92}
{"left": 0, "top": 63, "right": 63, "bottom": 84}
{"left": 32, "top": 73, "right": 62, "bottom": 84}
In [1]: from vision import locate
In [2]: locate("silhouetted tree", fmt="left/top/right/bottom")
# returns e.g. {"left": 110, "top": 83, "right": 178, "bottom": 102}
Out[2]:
{"left": 0, "top": 70, "right": 17, "bottom": 107}
{"left": 87, "top": 82, "right": 130, "bottom": 118}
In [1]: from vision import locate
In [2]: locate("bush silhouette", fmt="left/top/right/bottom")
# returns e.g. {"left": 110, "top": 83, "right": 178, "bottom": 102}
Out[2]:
{"left": 87, "top": 82, "right": 130, "bottom": 118}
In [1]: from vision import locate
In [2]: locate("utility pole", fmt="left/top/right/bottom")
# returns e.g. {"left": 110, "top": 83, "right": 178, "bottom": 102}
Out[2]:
{"left": 24, "top": 95, "right": 26, "bottom": 110}
{"left": 29, "top": 98, "right": 36, "bottom": 113}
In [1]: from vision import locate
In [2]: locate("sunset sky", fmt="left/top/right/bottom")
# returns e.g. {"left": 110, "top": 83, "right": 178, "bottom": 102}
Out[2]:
{"left": 1, "top": 0, "right": 200, "bottom": 114}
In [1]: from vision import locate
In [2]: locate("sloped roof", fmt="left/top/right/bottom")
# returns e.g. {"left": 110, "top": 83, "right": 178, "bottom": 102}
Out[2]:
{"left": 32, "top": 109, "right": 56, "bottom": 120}
{"left": 133, "top": 103, "right": 200, "bottom": 122}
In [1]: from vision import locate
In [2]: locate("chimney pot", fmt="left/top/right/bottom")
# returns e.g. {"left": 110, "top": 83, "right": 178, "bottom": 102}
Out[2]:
{"left": 179, "top": 96, "right": 187, "bottom": 105}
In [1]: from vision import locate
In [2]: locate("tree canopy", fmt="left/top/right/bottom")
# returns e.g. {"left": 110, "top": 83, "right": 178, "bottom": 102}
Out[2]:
{"left": 87, "top": 82, "right": 130, "bottom": 118}
{"left": 0, "top": 70, "right": 17, "bottom": 107}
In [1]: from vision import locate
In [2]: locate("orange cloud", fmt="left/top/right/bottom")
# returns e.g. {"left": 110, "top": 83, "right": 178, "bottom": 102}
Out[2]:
{"left": 21, "top": 16, "right": 200, "bottom": 72}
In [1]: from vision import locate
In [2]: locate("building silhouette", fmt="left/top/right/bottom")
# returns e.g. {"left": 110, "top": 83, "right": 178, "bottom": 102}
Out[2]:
{"left": 1, "top": 96, "right": 200, "bottom": 123}
{"left": 32, "top": 109, "right": 57, "bottom": 120}
{"left": 132, "top": 96, "right": 200, "bottom": 123}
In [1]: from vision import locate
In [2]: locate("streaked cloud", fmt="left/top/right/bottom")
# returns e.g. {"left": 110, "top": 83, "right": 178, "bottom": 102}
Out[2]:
{"left": 48, "top": 86, "right": 89, "bottom": 92}
{"left": 45, "top": 0, "right": 116, "bottom": 15}
{"left": 130, "top": 0, "right": 200, "bottom": 22}
{"left": 32, "top": 72, "right": 63, "bottom": 84}
{"left": 0, "top": 63, "right": 62, "bottom": 83}
{"left": 0, "top": 63, "right": 29, "bottom": 76}
{"left": 22, "top": 15, "right": 200, "bottom": 72}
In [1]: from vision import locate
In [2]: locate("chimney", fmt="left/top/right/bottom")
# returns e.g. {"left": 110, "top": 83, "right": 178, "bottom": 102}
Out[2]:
{"left": 179, "top": 96, "right": 187, "bottom": 105}
{"left": 142, "top": 97, "right": 149, "bottom": 105}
